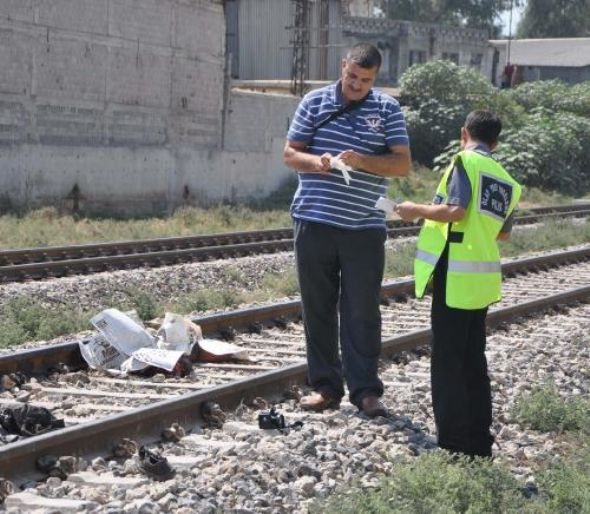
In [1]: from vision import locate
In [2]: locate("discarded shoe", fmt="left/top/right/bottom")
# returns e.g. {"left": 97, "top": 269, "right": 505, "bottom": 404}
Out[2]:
{"left": 161, "top": 423, "right": 185, "bottom": 443}
{"left": 112, "top": 438, "right": 138, "bottom": 459}
{"left": 0, "top": 405, "right": 64, "bottom": 437}
{"left": 359, "top": 396, "right": 388, "bottom": 418}
{"left": 138, "top": 446, "right": 175, "bottom": 481}
{"left": 285, "top": 385, "right": 304, "bottom": 401}
{"left": 249, "top": 397, "right": 268, "bottom": 410}
{"left": 35, "top": 455, "right": 67, "bottom": 479}
{"left": 201, "top": 401, "right": 226, "bottom": 428}
{"left": 0, "top": 478, "right": 14, "bottom": 504}
{"left": 299, "top": 391, "right": 340, "bottom": 412}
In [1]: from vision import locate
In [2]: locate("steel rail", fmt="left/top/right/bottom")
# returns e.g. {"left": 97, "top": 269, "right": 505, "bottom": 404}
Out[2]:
{"left": 1, "top": 247, "right": 588, "bottom": 377}
{"left": 0, "top": 204, "right": 588, "bottom": 283}
{"left": 2, "top": 283, "right": 589, "bottom": 481}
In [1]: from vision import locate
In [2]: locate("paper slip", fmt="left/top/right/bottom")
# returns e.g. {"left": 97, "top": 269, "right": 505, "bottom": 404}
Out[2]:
{"left": 374, "top": 196, "right": 397, "bottom": 214}
{"left": 329, "top": 157, "right": 352, "bottom": 185}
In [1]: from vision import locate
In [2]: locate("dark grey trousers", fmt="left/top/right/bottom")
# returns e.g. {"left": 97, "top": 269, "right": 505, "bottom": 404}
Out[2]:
{"left": 431, "top": 244, "right": 493, "bottom": 457}
{"left": 293, "top": 219, "right": 385, "bottom": 406}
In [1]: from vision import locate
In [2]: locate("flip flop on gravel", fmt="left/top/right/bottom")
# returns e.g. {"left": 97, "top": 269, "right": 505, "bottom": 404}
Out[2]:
{"left": 112, "top": 438, "right": 138, "bottom": 459}
{"left": 0, "top": 478, "right": 15, "bottom": 504}
{"left": 138, "top": 446, "right": 175, "bottom": 482}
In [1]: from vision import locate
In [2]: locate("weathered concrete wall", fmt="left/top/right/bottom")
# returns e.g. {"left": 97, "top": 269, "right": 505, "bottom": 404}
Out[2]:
{"left": 0, "top": 0, "right": 297, "bottom": 215}
{"left": 0, "top": 88, "right": 298, "bottom": 214}
{"left": 0, "top": 0, "right": 225, "bottom": 148}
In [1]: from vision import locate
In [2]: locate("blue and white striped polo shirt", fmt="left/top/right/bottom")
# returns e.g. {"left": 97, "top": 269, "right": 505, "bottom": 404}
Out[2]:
{"left": 287, "top": 81, "right": 409, "bottom": 230}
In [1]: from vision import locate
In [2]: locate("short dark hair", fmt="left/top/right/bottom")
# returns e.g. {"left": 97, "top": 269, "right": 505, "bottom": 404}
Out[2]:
{"left": 346, "top": 43, "right": 381, "bottom": 70}
{"left": 464, "top": 110, "right": 502, "bottom": 147}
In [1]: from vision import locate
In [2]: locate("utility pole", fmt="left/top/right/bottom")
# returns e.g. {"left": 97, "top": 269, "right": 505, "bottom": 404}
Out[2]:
{"left": 507, "top": 0, "right": 514, "bottom": 65}
{"left": 290, "top": 0, "right": 310, "bottom": 96}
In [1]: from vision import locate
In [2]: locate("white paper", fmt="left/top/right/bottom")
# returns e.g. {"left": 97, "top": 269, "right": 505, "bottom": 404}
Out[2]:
{"left": 330, "top": 157, "right": 353, "bottom": 185}
{"left": 78, "top": 334, "right": 128, "bottom": 370}
{"left": 125, "top": 348, "right": 185, "bottom": 372}
{"left": 374, "top": 196, "right": 397, "bottom": 214}
{"left": 199, "top": 338, "right": 249, "bottom": 360}
{"left": 90, "top": 308, "right": 156, "bottom": 355}
{"left": 156, "top": 312, "right": 192, "bottom": 353}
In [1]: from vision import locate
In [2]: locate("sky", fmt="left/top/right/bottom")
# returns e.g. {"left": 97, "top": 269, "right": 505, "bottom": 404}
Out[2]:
{"left": 498, "top": 2, "right": 526, "bottom": 37}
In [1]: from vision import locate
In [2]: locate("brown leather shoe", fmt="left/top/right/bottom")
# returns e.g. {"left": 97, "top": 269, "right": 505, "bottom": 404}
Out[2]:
{"left": 299, "top": 391, "right": 340, "bottom": 412}
{"left": 359, "top": 396, "right": 388, "bottom": 418}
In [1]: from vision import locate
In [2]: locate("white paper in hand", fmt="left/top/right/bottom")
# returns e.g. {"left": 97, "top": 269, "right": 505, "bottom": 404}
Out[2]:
{"left": 374, "top": 196, "right": 401, "bottom": 219}
{"left": 374, "top": 196, "right": 396, "bottom": 214}
{"left": 330, "top": 156, "right": 352, "bottom": 185}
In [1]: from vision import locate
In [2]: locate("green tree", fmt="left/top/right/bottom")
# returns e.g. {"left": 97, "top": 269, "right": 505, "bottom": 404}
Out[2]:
{"left": 517, "top": 0, "right": 590, "bottom": 38}
{"left": 379, "top": 0, "right": 521, "bottom": 32}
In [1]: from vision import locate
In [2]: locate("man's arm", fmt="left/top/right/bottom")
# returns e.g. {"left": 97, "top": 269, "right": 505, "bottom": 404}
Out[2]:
{"left": 396, "top": 202, "right": 466, "bottom": 223}
{"left": 338, "top": 145, "right": 411, "bottom": 178}
{"left": 283, "top": 140, "right": 332, "bottom": 173}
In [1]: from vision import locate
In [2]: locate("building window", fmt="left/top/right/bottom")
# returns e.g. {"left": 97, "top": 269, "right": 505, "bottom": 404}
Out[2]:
{"left": 442, "top": 52, "right": 459, "bottom": 64}
{"left": 409, "top": 50, "right": 426, "bottom": 67}
{"left": 470, "top": 53, "right": 483, "bottom": 69}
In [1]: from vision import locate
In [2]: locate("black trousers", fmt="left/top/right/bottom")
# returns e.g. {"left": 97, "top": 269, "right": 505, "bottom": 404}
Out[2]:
{"left": 293, "top": 219, "right": 385, "bottom": 406}
{"left": 431, "top": 246, "right": 494, "bottom": 457}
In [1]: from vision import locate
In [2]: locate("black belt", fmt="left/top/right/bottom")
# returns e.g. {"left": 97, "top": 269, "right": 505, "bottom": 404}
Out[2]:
{"left": 448, "top": 231, "right": 464, "bottom": 243}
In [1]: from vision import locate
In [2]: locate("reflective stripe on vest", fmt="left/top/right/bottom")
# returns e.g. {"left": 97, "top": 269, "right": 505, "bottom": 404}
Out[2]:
{"left": 417, "top": 250, "right": 501, "bottom": 273}
{"left": 415, "top": 249, "right": 439, "bottom": 267}
{"left": 447, "top": 260, "right": 501, "bottom": 273}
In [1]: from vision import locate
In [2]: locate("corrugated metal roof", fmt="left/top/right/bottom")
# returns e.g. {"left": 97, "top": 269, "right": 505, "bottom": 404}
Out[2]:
{"left": 490, "top": 38, "right": 590, "bottom": 67}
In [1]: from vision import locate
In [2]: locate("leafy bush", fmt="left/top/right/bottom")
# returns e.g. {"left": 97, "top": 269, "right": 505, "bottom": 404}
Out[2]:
{"left": 536, "top": 445, "right": 590, "bottom": 514}
{"left": 511, "top": 381, "right": 590, "bottom": 434}
{"left": 509, "top": 80, "right": 590, "bottom": 118}
{"left": 496, "top": 108, "right": 590, "bottom": 194}
{"left": 0, "top": 297, "right": 88, "bottom": 347}
{"left": 313, "top": 451, "right": 527, "bottom": 514}
{"left": 433, "top": 107, "right": 590, "bottom": 195}
{"left": 400, "top": 60, "right": 521, "bottom": 165}
{"left": 126, "top": 288, "right": 159, "bottom": 321}
{"left": 400, "top": 60, "right": 495, "bottom": 107}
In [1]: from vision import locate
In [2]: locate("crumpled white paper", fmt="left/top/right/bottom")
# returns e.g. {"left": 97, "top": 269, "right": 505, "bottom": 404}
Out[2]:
{"left": 374, "top": 196, "right": 401, "bottom": 220}
{"left": 156, "top": 312, "right": 202, "bottom": 354}
{"left": 330, "top": 156, "right": 353, "bottom": 185}
{"left": 79, "top": 309, "right": 248, "bottom": 374}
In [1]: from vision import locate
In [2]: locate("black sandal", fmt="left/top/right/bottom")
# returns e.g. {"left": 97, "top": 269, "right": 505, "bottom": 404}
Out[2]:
{"left": 138, "top": 446, "right": 175, "bottom": 481}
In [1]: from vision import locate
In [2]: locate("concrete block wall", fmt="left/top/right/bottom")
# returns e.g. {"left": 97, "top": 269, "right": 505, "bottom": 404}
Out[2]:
{"left": 0, "top": 0, "right": 225, "bottom": 149}
{"left": 0, "top": 1, "right": 300, "bottom": 215}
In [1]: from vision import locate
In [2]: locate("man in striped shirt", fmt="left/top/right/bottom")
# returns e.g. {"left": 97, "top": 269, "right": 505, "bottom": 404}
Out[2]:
{"left": 283, "top": 43, "right": 411, "bottom": 417}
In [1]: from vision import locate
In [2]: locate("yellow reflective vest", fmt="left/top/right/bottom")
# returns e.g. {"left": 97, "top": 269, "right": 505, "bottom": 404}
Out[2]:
{"left": 415, "top": 149, "right": 522, "bottom": 309}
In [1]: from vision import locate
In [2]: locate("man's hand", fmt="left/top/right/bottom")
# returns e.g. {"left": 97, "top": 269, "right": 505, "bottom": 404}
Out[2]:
{"left": 316, "top": 152, "right": 333, "bottom": 173}
{"left": 395, "top": 201, "right": 421, "bottom": 221}
{"left": 338, "top": 150, "right": 362, "bottom": 170}
{"left": 283, "top": 140, "right": 333, "bottom": 174}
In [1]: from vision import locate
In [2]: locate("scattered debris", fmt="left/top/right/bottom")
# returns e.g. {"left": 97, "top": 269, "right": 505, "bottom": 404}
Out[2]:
{"left": 0, "top": 478, "right": 14, "bottom": 504}
{"left": 248, "top": 397, "right": 268, "bottom": 410}
{"left": 35, "top": 455, "right": 66, "bottom": 479}
{"left": 0, "top": 405, "right": 64, "bottom": 437}
{"left": 138, "top": 446, "right": 175, "bottom": 482}
{"left": 79, "top": 309, "right": 249, "bottom": 376}
{"left": 112, "top": 438, "right": 138, "bottom": 460}
{"left": 201, "top": 401, "right": 226, "bottom": 429}
{"left": 161, "top": 423, "right": 185, "bottom": 443}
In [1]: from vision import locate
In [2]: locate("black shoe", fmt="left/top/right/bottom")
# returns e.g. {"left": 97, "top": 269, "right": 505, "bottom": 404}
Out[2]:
{"left": 359, "top": 396, "right": 388, "bottom": 418}
{"left": 0, "top": 478, "right": 14, "bottom": 504}
{"left": 138, "top": 446, "right": 175, "bottom": 481}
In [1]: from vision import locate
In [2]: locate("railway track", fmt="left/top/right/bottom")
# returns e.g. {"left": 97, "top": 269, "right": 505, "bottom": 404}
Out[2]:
{"left": 0, "top": 246, "right": 589, "bottom": 482}
{"left": 1, "top": 203, "right": 589, "bottom": 283}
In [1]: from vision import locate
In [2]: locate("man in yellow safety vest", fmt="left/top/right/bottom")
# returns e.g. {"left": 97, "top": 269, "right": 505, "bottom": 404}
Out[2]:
{"left": 395, "top": 110, "right": 521, "bottom": 458}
